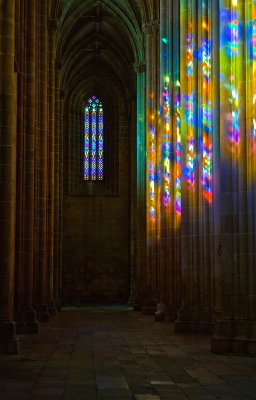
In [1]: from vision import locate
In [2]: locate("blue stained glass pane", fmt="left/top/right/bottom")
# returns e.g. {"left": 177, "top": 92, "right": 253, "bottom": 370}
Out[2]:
{"left": 98, "top": 109, "right": 104, "bottom": 180}
{"left": 84, "top": 108, "right": 90, "bottom": 180}
{"left": 91, "top": 110, "right": 97, "bottom": 180}
{"left": 84, "top": 96, "right": 104, "bottom": 182}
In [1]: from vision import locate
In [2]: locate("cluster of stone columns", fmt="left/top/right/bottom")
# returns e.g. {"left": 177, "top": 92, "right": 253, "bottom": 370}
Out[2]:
{"left": 0, "top": 0, "right": 62, "bottom": 353}
{"left": 139, "top": 0, "right": 256, "bottom": 355}
{"left": 0, "top": 0, "right": 18, "bottom": 354}
{"left": 142, "top": 19, "right": 160, "bottom": 313}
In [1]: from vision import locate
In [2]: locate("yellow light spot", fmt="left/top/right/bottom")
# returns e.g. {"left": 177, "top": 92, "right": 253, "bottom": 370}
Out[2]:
{"left": 202, "top": 21, "right": 208, "bottom": 30}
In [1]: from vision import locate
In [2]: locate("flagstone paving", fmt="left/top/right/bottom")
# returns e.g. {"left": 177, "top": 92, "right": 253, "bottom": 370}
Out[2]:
{"left": 1, "top": 306, "right": 256, "bottom": 400}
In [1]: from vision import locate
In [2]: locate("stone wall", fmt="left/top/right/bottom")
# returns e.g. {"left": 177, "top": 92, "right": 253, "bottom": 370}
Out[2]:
{"left": 62, "top": 98, "right": 131, "bottom": 305}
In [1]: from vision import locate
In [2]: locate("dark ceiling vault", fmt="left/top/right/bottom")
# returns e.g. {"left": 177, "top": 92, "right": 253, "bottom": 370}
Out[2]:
{"left": 48, "top": 0, "right": 157, "bottom": 105}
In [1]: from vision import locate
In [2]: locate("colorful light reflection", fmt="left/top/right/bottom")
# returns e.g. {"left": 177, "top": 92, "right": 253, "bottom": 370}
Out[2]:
{"left": 221, "top": 7, "right": 242, "bottom": 59}
{"left": 175, "top": 89, "right": 182, "bottom": 215}
{"left": 201, "top": 102, "right": 212, "bottom": 203}
{"left": 148, "top": 119, "right": 156, "bottom": 222}
{"left": 162, "top": 76, "right": 171, "bottom": 207}
{"left": 201, "top": 12, "right": 213, "bottom": 204}
{"left": 252, "top": 20, "right": 256, "bottom": 61}
{"left": 220, "top": 3, "right": 241, "bottom": 156}
{"left": 183, "top": 18, "right": 195, "bottom": 191}
{"left": 250, "top": 5, "right": 256, "bottom": 160}
{"left": 183, "top": 93, "right": 195, "bottom": 188}
{"left": 186, "top": 24, "right": 194, "bottom": 77}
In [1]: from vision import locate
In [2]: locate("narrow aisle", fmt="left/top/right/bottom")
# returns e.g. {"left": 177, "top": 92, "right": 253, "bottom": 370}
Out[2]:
{"left": 0, "top": 307, "right": 256, "bottom": 400}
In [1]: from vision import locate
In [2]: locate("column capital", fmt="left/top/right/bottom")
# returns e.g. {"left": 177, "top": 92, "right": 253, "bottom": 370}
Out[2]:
{"left": 133, "top": 62, "right": 146, "bottom": 74}
{"left": 143, "top": 20, "right": 160, "bottom": 35}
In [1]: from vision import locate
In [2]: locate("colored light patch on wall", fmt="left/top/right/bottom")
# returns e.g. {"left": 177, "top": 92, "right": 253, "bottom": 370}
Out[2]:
{"left": 183, "top": 17, "right": 196, "bottom": 192}
{"left": 201, "top": 9, "right": 213, "bottom": 204}
{"left": 175, "top": 90, "right": 182, "bottom": 215}
{"left": 251, "top": 19, "right": 256, "bottom": 60}
{"left": 220, "top": 4, "right": 242, "bottom": 157}
{"left": 248, "top": 3, "right": 256, "bottom": 177}
{"left": 183, "top": 93, "right": 195, "bottom": 189}
{"left": 201, "top": 38, "right": 212, "bottom": 84}
{"left": 148, "top": 120, "right": 156, "bottom": 222}
{"left": 162, "top": 76, "right": 171, "bottom": 207}
{"left": 220, "top": 8, "right": 242, "bottom": 59}
{"left": 252, "top": 16, "right": 256, "bottom": 144}
{"left": 186, "top": 24, "right": 194, "bottom": 77}
{"left": 201, "top": 102, "right": 212, "bottom": 203}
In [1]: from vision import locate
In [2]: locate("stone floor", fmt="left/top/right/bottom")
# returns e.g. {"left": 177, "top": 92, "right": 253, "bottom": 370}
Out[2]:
{"left": 1, "top": 306, "right": 256, "bottom": 400}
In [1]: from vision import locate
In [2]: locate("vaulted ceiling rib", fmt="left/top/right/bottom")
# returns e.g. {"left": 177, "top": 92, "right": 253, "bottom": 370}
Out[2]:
{"left": 50, "top": 0, "right": 149, "bottom": 103}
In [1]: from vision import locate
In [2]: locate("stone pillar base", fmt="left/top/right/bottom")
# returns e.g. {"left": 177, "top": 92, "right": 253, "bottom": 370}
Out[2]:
{"left": 55, "top": 297, "right": 62, "bottom": 312}
{"left": 15, "top": 311, "right": 26, "bottom": 334}
{"left": 48, "top": 300, "right": 57, "bottom": 316}
{"left": 16, "top": 322, "right": 27, "bottom": 334}
{"left": 174, "top": 308, "right": 215, "bottom": 334}
{"left": 155, "top": 302, "right": 166, "bottom": 322}
{"left": 0, "top": 321, "right": 19, "bottom": 354}
{"left": 24, "top": 310, "right": 39, "bottom": 333}
{"left": 37, "top": 305, "right": 50, "bottom": 322}
{"left": 141, "top": 304, "right": 157, "bottom": 315}
{"left": 155, "top": 303, "right": 179, "bottom": 322}
{"left": 211, "top": 318, "right": 256, "bottom": 355}
{"left": 211, "top": 336, "right": 256, "bottom": 355}
{"left": 132, "top": 295, "right": 142, "bottom": 311}
{"left": 16, "top": 310, "right": 39, "bottom": 334}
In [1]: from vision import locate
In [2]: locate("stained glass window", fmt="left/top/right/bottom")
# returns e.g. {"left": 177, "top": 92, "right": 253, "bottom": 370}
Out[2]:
{"left": 84, "top": 96, "right": 104, "bottom": 181}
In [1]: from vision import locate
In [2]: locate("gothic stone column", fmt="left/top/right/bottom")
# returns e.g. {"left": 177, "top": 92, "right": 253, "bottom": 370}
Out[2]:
{"left": 58, "top": 90, "right": 65, "bottom": 309}
{"left": 0, "top": 0, "right": 19, "bottom": 353}
{"left": 211, "top": 0, "right": 256, "bottom": 356}
{"left": 142, "top": 20, "right": 160, "bottom": 315}
{"left": 174, "top": 0, "right": 218, "bottom": 333}
{"left": 155, "top": 0, "right": 181, "bottom": 323}
{"left": 14, "top": 0, "right": 25, "bottom": 329}
{"left": 37, "top": 0, "right": 50, "bottom": 322}
{"left": 47, "top": 19, "right": 57, "bottom": 315}
{"left": 20, "top": 0, "right": 39, "bottom": 333}
{"left": 53, "top": 60, "right": 62, "bottom": 311}
{"left": 132, "top": 62, "right": 146, "bottom": 310}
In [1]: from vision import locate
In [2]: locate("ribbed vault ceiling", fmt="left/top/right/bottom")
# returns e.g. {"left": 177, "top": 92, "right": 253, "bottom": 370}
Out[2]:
{"left": 50, "top": 0, "right": 157, "bottom": 101}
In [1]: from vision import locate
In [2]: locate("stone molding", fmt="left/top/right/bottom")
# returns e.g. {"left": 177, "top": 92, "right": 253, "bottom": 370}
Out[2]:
{"left": 143, "top": 20, "right": 160, "bottom": 35}
{"left": 133, "top": 62, "right": 146, "bottom": 74}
